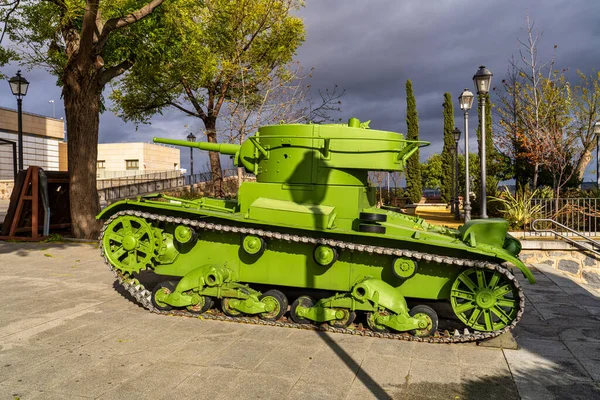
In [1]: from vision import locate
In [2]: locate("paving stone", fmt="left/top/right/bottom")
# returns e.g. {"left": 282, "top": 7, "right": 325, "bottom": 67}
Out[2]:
{"left": 410, "top": 342, "right": 461, "bottom": 364}
{"left": 513, "top": 322, "right": 559, "bottom": 341}
{"left": 503, "top": 339, "right": 592, "bottom": 386}
{"left": 516, "top": 381, "right": 600, "bottom": 400}
{"left": 563, "top": 341, "right": 600, "bottom": 381}
{"left": 96, "top": 361, "right": 201, "bottom": 400}
{"left": 254, "top": 343, "right": 319, "bottom": 379}
{"left": 210, "top": 338, "right": 277, "bottom": 370}
{"left": 168, "top": 366, "right": 243, "bottom": 400}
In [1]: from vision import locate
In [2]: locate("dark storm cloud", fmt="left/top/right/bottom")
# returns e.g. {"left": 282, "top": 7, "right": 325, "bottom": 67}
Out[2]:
{"left": 1, "top": 0, "right": 599, "bottom": 176}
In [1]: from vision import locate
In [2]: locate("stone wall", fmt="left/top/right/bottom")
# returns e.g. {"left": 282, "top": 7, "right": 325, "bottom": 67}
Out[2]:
{"left": 519, "top": 240, "right": 600, "bottom": 288}
{"left": 0, "top": 179, "right": 13, "bottom": 200}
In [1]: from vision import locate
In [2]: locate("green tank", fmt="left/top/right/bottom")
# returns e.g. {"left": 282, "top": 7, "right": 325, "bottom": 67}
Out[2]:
{"left": 98, "top": 118, "right": 534, "bottom": 343}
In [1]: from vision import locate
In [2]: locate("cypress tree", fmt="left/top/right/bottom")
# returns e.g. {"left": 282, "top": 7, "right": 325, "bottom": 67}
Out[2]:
{"left": 441, "top": 92, "right": 455, "bottom": 204}
{"left": 405, "top": 80, "right": 422, "bottom": 204}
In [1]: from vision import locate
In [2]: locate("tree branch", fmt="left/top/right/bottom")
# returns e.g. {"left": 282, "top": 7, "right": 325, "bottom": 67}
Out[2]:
{"left": 78, "top": 0, "right": 100, "bottom": 65}
{"left": 98, "top": 58, "right": 134, "bottom": 87}
{"left": 97, "top": 0, "right": 166, "bottom": 50}
{"left": 181, "top": 78, "right": 208, "bottom": 121}
{"left": 0, "top": 0, "right": 20, "bottom": 45}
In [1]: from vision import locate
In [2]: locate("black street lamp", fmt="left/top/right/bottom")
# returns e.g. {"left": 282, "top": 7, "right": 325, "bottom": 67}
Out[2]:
{"left": 473, "top": 65, "right": 493, "bottom": 219}
{"left": 8, "top": 70, "right": 29, "bottom": 171}
{"left": 187, "top": 132, "right": 196, "bottom": 182}
{"left": 453, "top": 127, "right": 461, "bottom": 220}
{"left": 458, "top": 88, "right": 474, "bottom": 222}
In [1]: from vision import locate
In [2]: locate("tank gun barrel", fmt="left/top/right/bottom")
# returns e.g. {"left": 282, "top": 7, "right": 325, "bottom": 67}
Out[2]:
{"left": 153, "top": 137, "right": 240, "bottom": 156}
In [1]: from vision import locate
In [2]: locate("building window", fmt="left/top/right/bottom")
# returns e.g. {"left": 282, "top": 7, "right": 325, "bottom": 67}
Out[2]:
{"left": 174, "top": 163, "right": 178, "bottom": 170}
{"left": 126, "top": 159, "right": 139, "bottom": 170}
{"left": 97, "top": 160, "right": 105, "bottom": 169}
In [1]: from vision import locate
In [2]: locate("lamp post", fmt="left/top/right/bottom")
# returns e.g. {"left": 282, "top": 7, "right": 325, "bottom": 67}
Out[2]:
{"left": 453, "top": 127, "right": 462, "bottom": 220}
{"left": 595, "top": 121, "right": 600, "bottom": 189}
{"left": 459, "top": 88, "right": 474, "bottom": 222}
{"left": 473, "top": 65, "right": 493, "bottom": 219}
{"left": 8, "top": 70, "right": 30, "bottom": 172}
{"left": 49, "top": 100, "right": 55, "bottom": 118}
{"left": 187, "top": 133, "right": 196, "bottom": 186}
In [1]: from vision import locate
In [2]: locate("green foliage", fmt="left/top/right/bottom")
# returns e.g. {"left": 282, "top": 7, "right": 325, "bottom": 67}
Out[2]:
{"left": 441, "top": 93, "right": 454, "bottom": 203}
{"left": 42, "top": 233, "right": 64, "bottom": 243}
{"left": 491, "top": 187, "right": 544, "bottom": 230}
{"left": 405, "top": 80, "right": 422, "bottom": 203}
{"left": 111, "top": 0, "right": 306, "bottom": 126}
{"left": 2, "top": 0, "right": 173, "bottom": 89}
{"left": 420, "top": 154, "right": 443, "bottom": 189}
{"left": 536, "top": 186, "right": 554, "bottom": 199}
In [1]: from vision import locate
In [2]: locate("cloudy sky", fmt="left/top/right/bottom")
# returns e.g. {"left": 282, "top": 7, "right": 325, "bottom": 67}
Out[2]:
{"left": 1, "top": 0, "right": 599, "bottom": 179}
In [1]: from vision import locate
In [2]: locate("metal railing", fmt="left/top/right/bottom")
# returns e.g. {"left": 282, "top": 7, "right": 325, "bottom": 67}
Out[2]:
{"left": 525, "top": 198, "right": 600, "bottom": 237}
{"left": 98, "top": 168, "right": 252, "bottom": 204}
{"left": 97, "top": 170, "right": 182, "bottom": 189}
{"left": 532, "top": 218, "right": 600, "bottom": 257}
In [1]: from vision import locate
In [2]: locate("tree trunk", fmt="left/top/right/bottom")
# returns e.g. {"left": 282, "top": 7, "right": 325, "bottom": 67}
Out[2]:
{"left": 575, "top": 146, "right": 594, "bottom": 183}
{"left": 204, "top": 117, "right": 224, "bottom": 197}
{"left": 63, "top": 71, "right": 102, "bottom": 239}
{"left": 533, "top": 163, "right": 539, "bottom": 189}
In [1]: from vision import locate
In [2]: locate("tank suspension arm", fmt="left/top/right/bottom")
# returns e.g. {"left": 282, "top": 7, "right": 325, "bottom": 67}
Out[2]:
{"left": 153, "top": 138, "right": 240, "bottom": 156}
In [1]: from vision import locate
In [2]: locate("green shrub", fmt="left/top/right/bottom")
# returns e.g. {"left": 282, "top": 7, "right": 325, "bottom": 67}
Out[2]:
{"left": 491, "top": 187, "right": 543, "bottom": 230}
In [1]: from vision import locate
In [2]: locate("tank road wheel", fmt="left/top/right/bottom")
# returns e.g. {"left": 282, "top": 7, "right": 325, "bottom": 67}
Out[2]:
{"left": 186, "top": 295, "right": 214, "bottom": 314}
{"left": 221, "top": 298, "right": 243, "bottom": 317}
{"left": 152, "top": 281, "right": 177, "bottom": 311}
{"left": 258, "top": 290, "right": 288, "bottom": 321}
{"left": 329, "top": 309, "right": 356, "bottom": 328}
{"left": 102, "top": 216, "right": 156, "bottom": 274}
{"left": 450, "top": 268, "right": 519, "bottom": 332}
{"left": 409, "top": 305, "right": 438, "bottom": 337}
{"left": 366, "top": 310, "right": 390, "bottom": 333}
{"left": 290, "top": 296, "right": 316, "bottom": 324}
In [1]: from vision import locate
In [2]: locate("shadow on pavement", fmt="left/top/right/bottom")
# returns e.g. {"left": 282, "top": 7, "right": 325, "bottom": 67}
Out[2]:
{"left": 0, "top": 240, "right": 87, "bottom": 256}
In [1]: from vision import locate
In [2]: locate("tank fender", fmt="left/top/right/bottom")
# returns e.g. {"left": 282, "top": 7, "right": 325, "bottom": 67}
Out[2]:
{"left": 351, "top": 278, "right": 409, "bottom": 316}
{"left": 499, "top": 254, "right": 536, "bottom": 284}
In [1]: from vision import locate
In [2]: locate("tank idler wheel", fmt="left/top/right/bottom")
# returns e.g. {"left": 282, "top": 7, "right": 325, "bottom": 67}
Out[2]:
{"left": 221, "top": 297, "right": 243, "bottom": 317}
{"left": 366, "top": 310, "right": 390, "bottom": 333}
{"left": 258, "top": 290, "right": 288, "bottom": 321}
{"left": 329, "top": 309, "right": 356, "bottom": 328}
{"left": 186, "top": 295, "right": 214, "bottom": 314}
{"left": 151, "top": 281, "right": 178, "bottom": 311}
{"left": 450, "top": 268, "right": 519, "bottom": 332}
{"left": 290, "top": 296, "right": 316, "bottom": 324}
{"left": 409, "top": 305, "right": 438, "bottom": 338}
{"left": 359, "top": 212, "right": 387, "bottom": 222}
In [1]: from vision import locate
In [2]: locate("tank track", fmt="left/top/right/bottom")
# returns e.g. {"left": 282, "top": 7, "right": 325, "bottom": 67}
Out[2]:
{"left": 99, "top": 210, "right": 525, "bottom": 344}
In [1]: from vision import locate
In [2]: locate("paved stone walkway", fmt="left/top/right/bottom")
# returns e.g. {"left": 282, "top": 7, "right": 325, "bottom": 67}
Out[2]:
{"left": 0, "top": 241, "right": 599, "bottom": 399}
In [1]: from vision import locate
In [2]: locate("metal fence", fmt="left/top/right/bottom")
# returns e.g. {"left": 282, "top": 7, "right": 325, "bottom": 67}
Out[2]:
{"left": 97, "top": 170, "right": 182, "bottom": 189}
{"left": 525, "top": 198, "right": 600, "bottom": 237}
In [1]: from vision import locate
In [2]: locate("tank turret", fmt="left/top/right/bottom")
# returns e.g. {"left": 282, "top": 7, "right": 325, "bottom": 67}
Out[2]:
{"left": 154, "top": 117, "right": 428, "bottom": 187}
